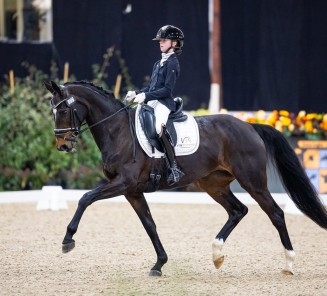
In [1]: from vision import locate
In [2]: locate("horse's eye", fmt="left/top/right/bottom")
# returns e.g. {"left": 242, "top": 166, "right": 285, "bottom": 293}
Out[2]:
{"left": 59, "top": 110, "right": 68, "bottom": 116}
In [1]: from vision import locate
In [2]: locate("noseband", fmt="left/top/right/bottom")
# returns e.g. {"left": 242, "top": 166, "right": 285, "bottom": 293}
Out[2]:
{"left": 50, "top": 85, "right": 133, "bottom": 143}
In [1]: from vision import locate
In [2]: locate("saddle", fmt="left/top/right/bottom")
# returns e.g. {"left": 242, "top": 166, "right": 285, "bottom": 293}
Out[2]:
{"left": 138, "top": 97, "right": 188, "bottom": 153}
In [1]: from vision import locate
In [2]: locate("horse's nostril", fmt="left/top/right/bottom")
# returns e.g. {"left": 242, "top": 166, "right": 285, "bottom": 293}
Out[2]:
{"left": 58, "top": 144, "right": 69, "bottom": 152}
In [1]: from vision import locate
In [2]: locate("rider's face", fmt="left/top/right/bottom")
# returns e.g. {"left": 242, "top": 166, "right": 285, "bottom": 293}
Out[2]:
{"left": 159, "top": 39, "right": 176, "bottom": 53}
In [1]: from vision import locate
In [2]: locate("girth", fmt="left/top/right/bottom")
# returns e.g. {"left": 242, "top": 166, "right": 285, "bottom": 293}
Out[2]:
{"left": 138, "top": 97, "right": 188, "bottom": 153}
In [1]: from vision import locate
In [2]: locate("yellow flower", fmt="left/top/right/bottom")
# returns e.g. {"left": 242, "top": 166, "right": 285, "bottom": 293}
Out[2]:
{"left": 279, "top": 110, "right": 289, "bottom": 117}
{"left": 281, "top": 116, "right": 291, "bottom": 126}
{"left": 267, "top": 115, "right": 276, "bottom": 125}
{"left": 306, "top": 113, "right": 317, "bottom": 120}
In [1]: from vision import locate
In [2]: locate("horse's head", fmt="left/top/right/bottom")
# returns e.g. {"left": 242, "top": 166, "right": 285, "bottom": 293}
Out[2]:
{"left": 44, "top": 80, "right": 87, "bottom": 152}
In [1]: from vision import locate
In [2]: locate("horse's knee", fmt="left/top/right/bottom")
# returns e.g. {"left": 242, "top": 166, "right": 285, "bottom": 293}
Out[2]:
{"left": 241, "top": 204, "right": 248, "bottom": 217}
{"left": 271, "top": 207, "right": 286, "bottom": 228}
{"left": 78, "top": 192, "right": 92, "bottom": 208}
{"left": 230, "top": 204, "right": 248, "bottom": 222}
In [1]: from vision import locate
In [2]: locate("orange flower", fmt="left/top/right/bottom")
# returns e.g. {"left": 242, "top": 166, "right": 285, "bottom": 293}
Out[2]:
{"left": 245, "top": 118, "right": 256, "bottom": 123}
{"left": 295, "top": 117, "right": 302, "bottom": 127}
{"left": 320, "top": 122, "right": 327, "bottom": 131}
{"left": 305, "top": 121, "right": 313, "bottom": 133}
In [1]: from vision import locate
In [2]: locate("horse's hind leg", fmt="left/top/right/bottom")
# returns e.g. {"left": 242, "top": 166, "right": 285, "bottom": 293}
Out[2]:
{"left": 235, "top": 164, "right": 295, "bottom": 274}
{"left": 197, "top": 170, "right": 248, "bottom": 269}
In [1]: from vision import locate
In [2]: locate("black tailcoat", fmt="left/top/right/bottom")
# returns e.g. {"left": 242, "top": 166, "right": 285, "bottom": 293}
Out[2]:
{"left": 136, "top": 54, "right": 180, "bottom": 111}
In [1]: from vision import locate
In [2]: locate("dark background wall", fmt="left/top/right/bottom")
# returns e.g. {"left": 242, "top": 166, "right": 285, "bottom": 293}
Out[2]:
{"left": 52, "top": 0, "right": 210, "bottom": 111}
{"left": 221, "top": 0, "right": 327, "bottom": 112}
{"left": 1, "top": 0, "right": 327, "bottom": 112}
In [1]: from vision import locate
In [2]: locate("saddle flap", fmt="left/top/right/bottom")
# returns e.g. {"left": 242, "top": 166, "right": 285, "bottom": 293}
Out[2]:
{"left": 138, "top": 104, "right": 177, "bottom": 153}
{"left": 138, "top": 105, "right": 163, "bottom": 152}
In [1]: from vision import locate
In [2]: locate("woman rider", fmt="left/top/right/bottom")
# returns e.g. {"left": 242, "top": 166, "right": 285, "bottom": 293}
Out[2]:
{"left": 125, "top": 25, "right": 184, "bottom": 185}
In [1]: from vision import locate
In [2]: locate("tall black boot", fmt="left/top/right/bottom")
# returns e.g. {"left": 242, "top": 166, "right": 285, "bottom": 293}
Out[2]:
{"left": 159, "top": 127, "right": 184, "bottom": 185}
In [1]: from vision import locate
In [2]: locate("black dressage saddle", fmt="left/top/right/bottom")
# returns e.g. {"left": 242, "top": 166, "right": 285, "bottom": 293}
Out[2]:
{"left": 138, "top": 97, "right": 188, "bottom": 153}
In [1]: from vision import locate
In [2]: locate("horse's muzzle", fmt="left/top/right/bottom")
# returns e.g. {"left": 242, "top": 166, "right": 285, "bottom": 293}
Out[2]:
{"left": 56, "top": 137, "right": 74, "bottom": 152}
{"left": 57, "top": 144, "right": 72, "bottom": 152}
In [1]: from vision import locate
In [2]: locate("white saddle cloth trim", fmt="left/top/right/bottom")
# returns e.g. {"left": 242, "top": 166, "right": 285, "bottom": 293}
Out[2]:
{"left": 135, "top": 104, "right": 200, "bottom": 158}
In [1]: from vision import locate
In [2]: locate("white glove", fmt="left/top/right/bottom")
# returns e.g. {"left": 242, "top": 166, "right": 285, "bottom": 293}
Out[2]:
{"left": 134, "top": 93, "right": 146, "bottom": 104}
{"left": 125, "top": 91, "right": 136, "bottom": 102}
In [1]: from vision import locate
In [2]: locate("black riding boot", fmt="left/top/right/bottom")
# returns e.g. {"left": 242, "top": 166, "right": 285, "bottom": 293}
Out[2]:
{"left": 160, "top": 127, "right": 184, "bottom": 185}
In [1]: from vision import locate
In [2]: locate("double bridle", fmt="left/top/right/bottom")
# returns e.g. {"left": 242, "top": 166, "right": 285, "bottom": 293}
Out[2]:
{"left": 50, "top": 85, "right": 133, "bottom": 143}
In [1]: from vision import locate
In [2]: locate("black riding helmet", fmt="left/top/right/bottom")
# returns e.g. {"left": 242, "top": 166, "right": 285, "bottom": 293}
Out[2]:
{"left": 153, "top": 25, "right": 184, "bottom": 55}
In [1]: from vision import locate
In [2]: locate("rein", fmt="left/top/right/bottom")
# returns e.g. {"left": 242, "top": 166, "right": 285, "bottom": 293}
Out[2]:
{"left": 73, "top": 102, "right": 134, "bottom": 137}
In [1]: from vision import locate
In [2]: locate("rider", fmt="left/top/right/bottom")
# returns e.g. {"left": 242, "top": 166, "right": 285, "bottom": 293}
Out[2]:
{"left": 126, "top": 25, "right": 184, "bottom": 185}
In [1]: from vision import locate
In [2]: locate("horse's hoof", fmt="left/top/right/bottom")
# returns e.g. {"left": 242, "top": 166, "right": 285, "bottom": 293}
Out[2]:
{"left": 281, "top": 269, "right": 294, "bottom": 275}
{"left": 213, "top": 255, "right": 224, "bottom": 269}
{"left": 148, "top": 270, "right": 162, "bottom": 277}
{"left": 62, "top": 242, "right": 75, "bottom": 253}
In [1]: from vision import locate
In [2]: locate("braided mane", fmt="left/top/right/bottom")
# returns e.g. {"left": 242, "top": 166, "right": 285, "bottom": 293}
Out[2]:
{"left": 64, "top": 80, "right": 114, "bottom": 97}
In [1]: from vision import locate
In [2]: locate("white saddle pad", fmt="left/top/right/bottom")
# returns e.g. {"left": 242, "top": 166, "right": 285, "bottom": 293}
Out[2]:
{"left": 135, "top": 104, "right": 200, "bottom": 158}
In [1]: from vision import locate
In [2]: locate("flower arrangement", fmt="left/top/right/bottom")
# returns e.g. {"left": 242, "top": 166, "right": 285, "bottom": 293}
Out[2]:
{"left": 245, "top": 110, "right": 327, "bottom": 140}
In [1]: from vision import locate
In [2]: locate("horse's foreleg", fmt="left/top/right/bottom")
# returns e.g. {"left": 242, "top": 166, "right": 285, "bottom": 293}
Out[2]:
{"left": 198, "top": 171, "right": 248, "bottom": 269}
{"left": 62, "top": 178, "right": 126, "bottom": 253}
{"left": 125, "top": 194, "right": 168, "bottom": 276}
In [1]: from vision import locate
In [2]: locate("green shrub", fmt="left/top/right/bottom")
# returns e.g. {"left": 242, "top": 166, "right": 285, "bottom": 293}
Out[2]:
{"left": 0, "top": 64, "right": 103, "bottom": 191}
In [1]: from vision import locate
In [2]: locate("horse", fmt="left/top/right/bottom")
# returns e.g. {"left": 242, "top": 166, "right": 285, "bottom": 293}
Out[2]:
{"left": 44, "top": 80, "right": 327, "bottom": 276}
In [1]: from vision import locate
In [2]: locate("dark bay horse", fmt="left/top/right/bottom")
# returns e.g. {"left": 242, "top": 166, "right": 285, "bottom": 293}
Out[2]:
{"left": 44, "top": 80, "right": 327, "bottom": 276}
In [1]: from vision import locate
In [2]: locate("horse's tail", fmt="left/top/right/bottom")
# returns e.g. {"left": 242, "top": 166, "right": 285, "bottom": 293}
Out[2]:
{"left": 251, "top": 123, "right": 327, "bottom": 229}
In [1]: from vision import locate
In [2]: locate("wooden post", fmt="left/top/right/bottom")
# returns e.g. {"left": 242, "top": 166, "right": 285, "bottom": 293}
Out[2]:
{"left": 9, "top": 70, "right": 14, "bottom": 94}
{"left": 0, "top": 0, "right": 4, "bottom": 37}
{"left": 208, "top": 0, "right": 222, "bottom": 113}
{"left": 17, "top": 0, "right": 23, "bottom": 42}
{"left": 63, "top": 62, "right": 69, "bottom": 83}
{"left": 114, "top": 74, "right": 122, "bottom": 98}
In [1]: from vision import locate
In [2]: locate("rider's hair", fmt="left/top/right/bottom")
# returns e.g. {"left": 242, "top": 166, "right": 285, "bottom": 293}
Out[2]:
{"left": 173, "top": 40, "right": 182, "bottom": 55}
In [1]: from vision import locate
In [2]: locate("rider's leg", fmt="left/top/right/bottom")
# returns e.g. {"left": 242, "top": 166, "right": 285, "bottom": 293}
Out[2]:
{"left": 151, "top": 101, "right": 184, "bottom": 185}
{"left": 160, "top": 126, "right": 184, "bottom": 185}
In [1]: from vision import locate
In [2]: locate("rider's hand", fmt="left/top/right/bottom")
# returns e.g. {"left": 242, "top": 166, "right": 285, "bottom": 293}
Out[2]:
{"left": 134, "top": 93, "right": 146, "bottom": 104}
{"left": 125, "top": 91, "right": 136, "bottom": 102}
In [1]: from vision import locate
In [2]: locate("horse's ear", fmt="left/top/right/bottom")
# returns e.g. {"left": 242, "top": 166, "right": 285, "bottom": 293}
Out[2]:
{"left": 43, "top": 80, "right": 53, "bottom": 93}
{"left": 51, "top": 80, "right": 62, "bottom": 95}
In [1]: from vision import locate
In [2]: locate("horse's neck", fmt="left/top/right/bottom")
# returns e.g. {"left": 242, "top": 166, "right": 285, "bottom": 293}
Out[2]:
{"left": 72, "top": 86, "right": 131, "bottom": 151}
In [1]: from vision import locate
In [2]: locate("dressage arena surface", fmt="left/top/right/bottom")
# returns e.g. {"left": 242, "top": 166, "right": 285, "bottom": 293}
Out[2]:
{"left": 1, "top": 192, "right": 327, "bottom": 295}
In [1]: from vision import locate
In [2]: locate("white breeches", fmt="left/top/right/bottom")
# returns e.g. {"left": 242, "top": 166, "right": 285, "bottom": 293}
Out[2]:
{"left": 147, "top": 100, "right": 171, "bottom": 134}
